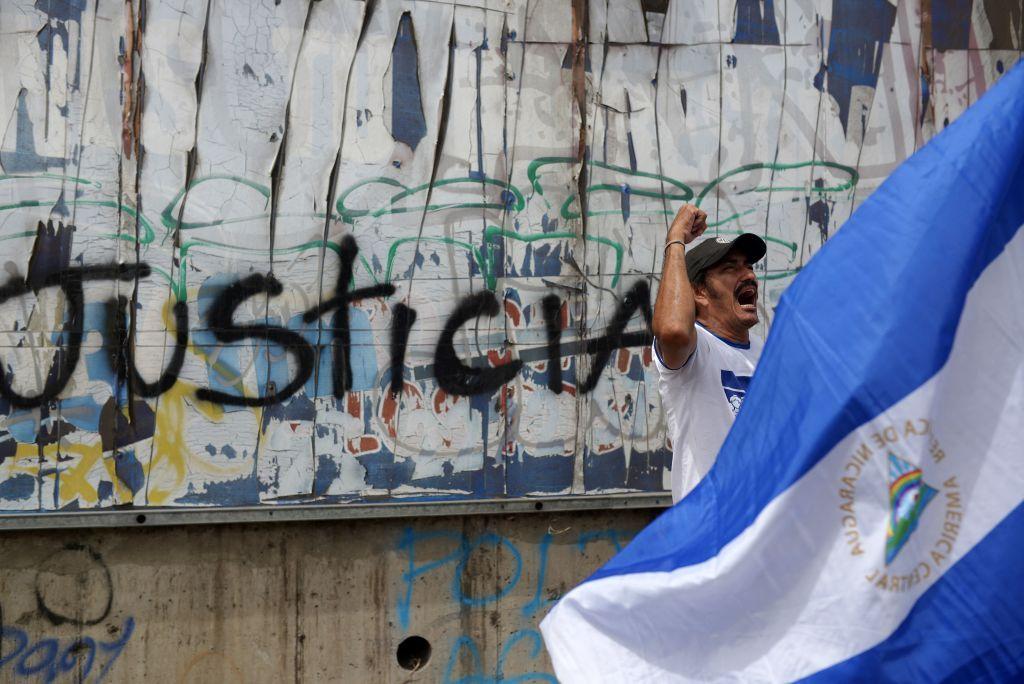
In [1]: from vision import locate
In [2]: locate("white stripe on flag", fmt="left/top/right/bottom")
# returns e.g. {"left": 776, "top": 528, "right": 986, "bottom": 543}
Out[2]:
{"left": 541, "top": 225, "right": 1024, "bottom": 682}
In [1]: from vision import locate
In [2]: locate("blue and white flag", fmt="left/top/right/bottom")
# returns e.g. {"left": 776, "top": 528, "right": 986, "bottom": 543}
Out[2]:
{"left": 540, "top": 61, "right": 1024, "bottom": 682}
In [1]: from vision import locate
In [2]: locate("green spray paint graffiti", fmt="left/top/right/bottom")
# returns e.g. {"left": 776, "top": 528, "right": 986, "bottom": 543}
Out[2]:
{"left": 0, "top": 157, "right": 855, "bottom": 297}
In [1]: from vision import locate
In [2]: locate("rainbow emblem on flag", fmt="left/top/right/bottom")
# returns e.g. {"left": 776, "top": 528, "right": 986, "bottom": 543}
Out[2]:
{"left": 885, "top": 453, "right": 938, "bottom": 565}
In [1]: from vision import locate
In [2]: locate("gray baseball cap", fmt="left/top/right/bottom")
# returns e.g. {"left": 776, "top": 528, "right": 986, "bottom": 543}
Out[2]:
{"left": 685, "top": 233, "right": 766, "bottom": 283}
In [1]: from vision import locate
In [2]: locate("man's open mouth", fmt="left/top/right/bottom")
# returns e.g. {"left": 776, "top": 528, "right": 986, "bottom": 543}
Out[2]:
{"left": 735, "top": 282, "right": 758, "bottom": 309}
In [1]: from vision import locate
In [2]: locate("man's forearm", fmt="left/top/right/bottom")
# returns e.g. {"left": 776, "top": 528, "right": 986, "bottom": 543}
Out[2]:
{"left": 652, "top": 205, "right": 705, "bottom": 367}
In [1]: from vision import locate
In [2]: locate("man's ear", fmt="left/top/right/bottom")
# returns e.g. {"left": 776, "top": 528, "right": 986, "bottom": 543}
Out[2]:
{"left": 692, "top": 281, "right": 709, "bottom": 307}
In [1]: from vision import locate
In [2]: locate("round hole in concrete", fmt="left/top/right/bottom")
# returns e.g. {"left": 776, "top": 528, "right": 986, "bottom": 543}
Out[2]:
{"left": 136, "top": 514, "right": 146, "bottom": 524}
{"left": 396, "top": 635, "right": 431, "bottom": 671}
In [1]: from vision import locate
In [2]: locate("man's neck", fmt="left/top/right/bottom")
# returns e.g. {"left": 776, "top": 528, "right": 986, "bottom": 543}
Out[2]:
{"left": 696, "top": 316, "right": 750, "bottom": 346}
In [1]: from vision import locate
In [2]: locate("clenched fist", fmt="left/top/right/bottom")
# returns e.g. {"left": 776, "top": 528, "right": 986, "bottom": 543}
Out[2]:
{"left": 667, "top": 204, "right": 708, "bottom": 245}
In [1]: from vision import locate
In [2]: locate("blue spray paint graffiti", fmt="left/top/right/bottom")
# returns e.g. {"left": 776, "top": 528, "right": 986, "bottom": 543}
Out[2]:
{"left": 397, "top": 525, "right": 637, "bottom": 680}
{"left": 397, "top": 528, "right": 524, "bottom": 630}
{"left": 520, "top": 533, "right": 554, "bottom": 619}
{"left": 443, "top": 629, "right": 557, "bottom": 684}
{"left": 0, "top": 616, "right": 134, "bottom": 683}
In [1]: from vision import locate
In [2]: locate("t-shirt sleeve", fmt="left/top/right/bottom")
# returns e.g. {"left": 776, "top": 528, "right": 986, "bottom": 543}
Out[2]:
{"left": 652, "top": 330, "right": 706, "bottom": 377}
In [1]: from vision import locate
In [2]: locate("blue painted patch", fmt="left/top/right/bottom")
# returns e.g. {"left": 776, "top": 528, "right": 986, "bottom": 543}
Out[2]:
{"left": 357, "top": 451, "right": 415, "bottom": 490}
{"left": 625, "top": 447, "right": 670, "bottom": 490}
{"left": 58, "top": 395, "right": 104, "bottom": 433}
{"left": 816, "top": 0, "right": 897, "bottom": 135}
{"left": 524, "top": 243, "right": 563, "bottom": 279}
{"left": 113, "top": 449, "right": 145, "bottom": 495}
{"left": 6, "top": 409, "right": 42, "bottom": 443}
{"left": 932, "top": 0, "right": 973, "bottom": 50}
{"left": 254, "top": 314, "right": 293, "bottom": 399}
{"left": 0, "top": 473, "right": 35, "bottom": 501}
{"left": 29, "top": 219, "right": 74, "bottom": 291}
{"left": 808, "top": 180, "right": 832, "bottom": 242}
{"left": 487, "top": 239, "right": 508, "bottom": 279}
{"left": 290, "top": 313, "right": 334, "bottom": 398}
{"left": 400, "top": 250, "right": 427, "bottom": 280}
{"left": 732, "top": 0, "right": 780, "bottom": 44}
{"left": 5, "top": 394, "right": 102, "bottom": 443}
{"left": 507, "top": 451, "right": 572, "bottom": 495}
{"left": 36, "top": 0, "right": 88, "bottom": 85}
{"left": 349, "top": 307, "right": 378, "bottom": 392}
{"left": 410, "top": 466, "right": 479, "bottom": 495}
{"left": 920, "top": 70, "right": 932, "bottom": 127}
{"left": 83, "top": 302, "right": 120, "bottom": 396}
{"left": 314, "top": 455, "right": 341, "bottom": 496}
{"left": 176, "top": 473, "right": 259, "bottom": 506}
{"left": 584, "top": 447, "right": 627, "bottom": 491}
{"left": 629, "top": 351, "right": 649, "bottom": 381}
{"left": 391, "top": 13, "right": 428, "bottom": 151}
{"left": 813, "top": 61, "right": 826, "bottom": 91}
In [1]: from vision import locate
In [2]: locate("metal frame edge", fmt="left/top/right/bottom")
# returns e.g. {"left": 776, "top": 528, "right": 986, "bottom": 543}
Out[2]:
{"left": 0, "top": 494, "right": 671, "bottom": 531}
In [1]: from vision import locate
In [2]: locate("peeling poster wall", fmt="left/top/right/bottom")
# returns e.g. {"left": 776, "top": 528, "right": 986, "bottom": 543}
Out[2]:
{"left": 0, "top": 0, "right": 1019, "bottom": 513}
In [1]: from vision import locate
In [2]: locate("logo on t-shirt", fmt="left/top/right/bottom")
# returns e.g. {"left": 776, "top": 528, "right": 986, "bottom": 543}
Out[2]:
{"left": 720, "top": 370, "right": 752, "bottom": 415}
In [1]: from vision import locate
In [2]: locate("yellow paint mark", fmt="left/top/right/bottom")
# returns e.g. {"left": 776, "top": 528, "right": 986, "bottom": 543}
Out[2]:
{"left": 52, "top": 441, "right": 102, "bottom": 506}
{"left": 147, "top": 380, "right": 199, "bottom": 504}
{"left": 147, "top": 296, "right": 235, "bottom": 504}
{"left": 147, "top": 379, "right": 256, "bottom": 504}
{"left": 0, "top": 294, "right": 266, "bottom": 508}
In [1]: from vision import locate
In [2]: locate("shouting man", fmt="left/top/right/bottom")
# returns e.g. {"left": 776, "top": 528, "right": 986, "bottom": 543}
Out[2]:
{"left": 652, "top": 204, "right": 767, "bottom": 503}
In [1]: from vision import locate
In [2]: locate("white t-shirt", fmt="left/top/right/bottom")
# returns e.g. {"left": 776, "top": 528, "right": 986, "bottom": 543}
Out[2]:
{"left": 654, "top": 323, "right": 763, "bottom": 503}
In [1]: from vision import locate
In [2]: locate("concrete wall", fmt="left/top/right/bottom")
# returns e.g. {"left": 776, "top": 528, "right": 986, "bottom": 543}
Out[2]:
{"left": 0, "top": 508, "right": 657, "bottom": 682}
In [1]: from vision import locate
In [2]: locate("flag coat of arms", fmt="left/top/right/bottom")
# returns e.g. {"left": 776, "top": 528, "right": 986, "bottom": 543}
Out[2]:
{"left": 540, "top": 61, "right": 1024, "bottom": 682}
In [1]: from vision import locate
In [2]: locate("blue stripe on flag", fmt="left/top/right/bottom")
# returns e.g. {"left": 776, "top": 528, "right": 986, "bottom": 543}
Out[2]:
{"left": 800, "top": 501, "right": 1024, "bottom": 682}
{"left": 591, "top": 61, "right": 1024, "bottom": 581}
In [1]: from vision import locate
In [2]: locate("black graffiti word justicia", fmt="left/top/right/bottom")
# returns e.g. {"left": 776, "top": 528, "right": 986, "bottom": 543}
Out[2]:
{"left": 0, "top": 229, "right": 653, "bottom": 408}
{"left": 301, "top": 235, "right": 397, "bottom": 399}
{"left": 0, "top": 263, "right": 148, "bottom": 409}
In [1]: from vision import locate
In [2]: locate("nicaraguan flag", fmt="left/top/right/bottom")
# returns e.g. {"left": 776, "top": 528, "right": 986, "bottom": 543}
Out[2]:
{"left": 540, "top": 60, "right": 1024, "bottom": 682}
